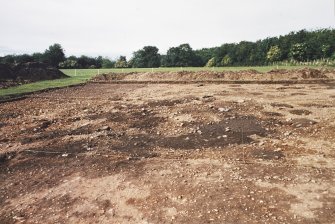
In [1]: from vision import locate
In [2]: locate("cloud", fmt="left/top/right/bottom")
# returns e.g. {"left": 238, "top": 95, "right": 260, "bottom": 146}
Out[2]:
{"left": 0, "top": 0, "right": 334, "bottom": 58}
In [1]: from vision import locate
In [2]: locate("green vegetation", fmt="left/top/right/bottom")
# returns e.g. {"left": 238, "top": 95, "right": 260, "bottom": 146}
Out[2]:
{"left": 267, "top": 46, "right": 282, "bottom": 63}
{"left": 114, "top": 56, "right": 128, "bottom": 68}
{"left": 0, "top": 69, "right": 94, "bottom": 97}
{"left": 132, "top": 46, "right": 160, "bottom": 68}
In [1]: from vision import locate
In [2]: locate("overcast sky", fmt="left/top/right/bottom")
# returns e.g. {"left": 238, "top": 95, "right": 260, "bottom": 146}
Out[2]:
{"left": 0, "top": 0, "right": 334, "bottom": 58}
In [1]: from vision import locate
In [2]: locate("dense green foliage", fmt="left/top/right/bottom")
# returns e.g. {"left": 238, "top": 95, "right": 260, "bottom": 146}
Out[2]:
{"left": 1, "top": 29, "right": 334, "bottom": 68}
{"left": 194, "top": 29, "right": 335, "bottom": 66}
{"left": 267, "top": 46, "right": 282, "bottom": 62}
{"left": 43, "top": 44, "right": 66, "bottom": 67}
{"left": 114, "top": 56, "right": 128, "bottom": 68}
{"left": 161, "top": 44, "right": 202, "bottom": 67}
{"left": 131, "top": 46, "right": 160, "bottom": 68}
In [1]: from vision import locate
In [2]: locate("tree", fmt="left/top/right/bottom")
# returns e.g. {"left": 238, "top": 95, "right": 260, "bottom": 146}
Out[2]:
{"left": 163, "top": 44, "right": 201, "bottom": 67}
{"left": 132, "top": 46, "right": 160, "bottom": 68}
{"left": 59, "top": 59, "right": 78, "bottom": 69}
{"left": 221, "top": 55, "right": 232, "bottom": 66}
{"left": 77, "top": 55, "right": 91, "bottom": 68}
{"left": 43, "top": 44, "right": 66, "bottom": 67}
{"left": 32, "top": 53, "right": 45, "bottom": 63}
{"left": 205, "top": 57, "right": 216, "bottom": 67}
{"left": 115, "top": 56, "right": 128, "bottom": 68}
{"left": 96, "top": 56, "right": 103, "bottom": 68}
{"left": 289, "top": 43, "right": 308, "bottom": 62}
{"left": 15, "top": 54, "right": 34, "bottom": 63}
{"left": 321, "top": 44, "right": 331, "bottom": 58}
{"left": 331, "top": 52, "right": 335, "bottom": 60}
{"left": 195, "top": 48, "right": 215, "bottom": 66}
{"left": 266, "top": 46, "right": 281, "bottom": 63}
{"left": 1, "top": 55, "right": 15, "bottom": 64}
{"left": 101, "top": 58, "right": 115, "bottom": 68}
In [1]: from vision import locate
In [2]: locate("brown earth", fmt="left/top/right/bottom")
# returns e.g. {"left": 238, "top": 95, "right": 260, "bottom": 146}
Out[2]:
{"left": 0, "top": 62, "right": 68, "bottom": 89}
{"left": 93, "top": 68, "right": 335, "bottom": 82}
{"left": 0, "top": 77, "right": 335, "bottom": 223}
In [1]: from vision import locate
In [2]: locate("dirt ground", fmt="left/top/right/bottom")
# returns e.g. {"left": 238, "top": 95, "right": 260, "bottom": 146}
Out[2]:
{"left": 93, "top": 68, "right": 335, "bottom": 82}
{"left": 1, "top": 79, "right": 335, "bottom": 223}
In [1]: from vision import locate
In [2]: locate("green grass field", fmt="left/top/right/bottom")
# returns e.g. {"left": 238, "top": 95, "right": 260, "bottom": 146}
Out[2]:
{"left": 0, "top": 65, "right": 329, "bottom": 97}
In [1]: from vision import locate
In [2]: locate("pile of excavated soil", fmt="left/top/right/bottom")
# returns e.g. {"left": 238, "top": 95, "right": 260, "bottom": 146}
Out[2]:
{"left": 93, "top": 68, "right": 335, "bottom": 82}
{"left": 0, "top": 62, "right": 68, "bottom": 88}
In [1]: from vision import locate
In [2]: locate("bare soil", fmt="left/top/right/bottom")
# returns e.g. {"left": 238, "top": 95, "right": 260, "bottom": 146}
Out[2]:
{"left": 93, "top": 68, "right": 335, "bottom": 82}
{"left": 1, "top": 75, "right": 335, "bottom": 223}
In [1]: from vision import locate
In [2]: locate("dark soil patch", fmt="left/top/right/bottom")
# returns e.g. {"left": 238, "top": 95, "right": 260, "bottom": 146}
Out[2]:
{"left": 20, "top": 125, "right": 95, "bottom": 144}
{"left": 289, "top": 109, "right": 312, "bottom": 115}
{"left": 0, "top": 112, "right": 20, "bottom": 119}
{"left": 270, "top": 103, "right": 294, "bottom": 109}
{"left": 112, "top": 116, "right": 267, "bottom": 152}
{"left": 299, "top": 103, "right": 333, "bottom": 108}
{"left": 0, "top": 151, "right": 17, "bottom": 164}
{"left": 277, "top": 86, "right": 304, "bottom": 90}
{"left": 262, "top": 112, "right": 283, "bottom": 117}
{"left": 250, "top": 92, "right": 263, "bottom": 96}
{"left": 23, "top": 140, "right": 89, "bottom": 157}
{"left": 147, "top": 99, "right": 185, "bottom": 107}
{"left": 290, "top": 93, "right": 307, "bottom": 96}
{"left": 129, "top": 113, "right": 166, "bottom": 130}
{"left": 160, "top": 116, "right": 266, "bottom": 150}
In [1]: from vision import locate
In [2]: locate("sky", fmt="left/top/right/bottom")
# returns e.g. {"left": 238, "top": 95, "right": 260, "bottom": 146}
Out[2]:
{"left": 0, "top": 0, "right": 334, "bottom": 59}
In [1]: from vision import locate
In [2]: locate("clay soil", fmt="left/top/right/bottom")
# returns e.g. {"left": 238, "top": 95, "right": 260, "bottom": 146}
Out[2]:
{"left": 1, "top": 77, "right": 335, "bottom": 223}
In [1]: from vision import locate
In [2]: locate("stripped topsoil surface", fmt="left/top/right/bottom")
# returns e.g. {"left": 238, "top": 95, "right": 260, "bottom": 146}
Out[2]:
{"left": 0, "top": 75, "right": 335, "bottom": 223}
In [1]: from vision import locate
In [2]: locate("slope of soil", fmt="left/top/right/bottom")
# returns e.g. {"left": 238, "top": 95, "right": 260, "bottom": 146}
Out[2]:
{"left": 93, "top": 68, "right": 335, "bottom": 82}
{"left": 1, "top": 81, "right": 335, "bottom": 223}
{"left": 0, "top": 62, "right": 68, "bottom": 88}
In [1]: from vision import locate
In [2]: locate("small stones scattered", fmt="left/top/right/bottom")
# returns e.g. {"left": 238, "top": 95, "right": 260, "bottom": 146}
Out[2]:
{"left": 97, "top": 126, "right": 111, "bottom": 132}
{"left": 284, "top": 131, "right": 291, "bottom": 137}
{"left": 218, "top": 107, "right": 230, "bottom": 112}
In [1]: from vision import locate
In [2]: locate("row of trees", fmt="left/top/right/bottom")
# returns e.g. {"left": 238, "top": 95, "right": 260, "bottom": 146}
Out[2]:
{"left": 1, "top": 29, "right": 334, "bottom": 68}
{"left": 0, "top": 44, "right": 116, "bottom": 69}
{"left": 108, "top": 28, "right": 335, "bottom": 68}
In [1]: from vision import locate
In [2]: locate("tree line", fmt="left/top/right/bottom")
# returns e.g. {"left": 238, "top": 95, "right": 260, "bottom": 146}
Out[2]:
{"left": 1, "top": 28, "right": 334, "bottom": 68}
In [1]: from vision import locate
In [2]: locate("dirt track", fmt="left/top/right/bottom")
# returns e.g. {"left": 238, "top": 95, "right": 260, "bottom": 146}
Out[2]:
{"left": 1, "top": 80, "right": 335, "bottom": 223}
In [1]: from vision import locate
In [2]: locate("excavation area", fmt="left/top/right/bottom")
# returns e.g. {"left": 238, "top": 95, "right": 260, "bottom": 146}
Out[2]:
{"left": 1, "top": 78, "right": 335, "bottom": 223}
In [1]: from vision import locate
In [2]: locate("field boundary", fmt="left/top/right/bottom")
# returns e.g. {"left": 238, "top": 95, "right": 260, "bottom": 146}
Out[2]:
{"left": 0, "top": 83, "right": 87, "bottom": 104}
{"left": 90, "top": 79, "right": 335, "bottom": 85}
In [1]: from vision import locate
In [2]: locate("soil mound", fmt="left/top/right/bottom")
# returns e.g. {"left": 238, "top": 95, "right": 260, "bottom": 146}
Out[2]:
{"left": 0, "top": 62, "right": 68, "bottom": 88}
{"left": 92, "top": 68, "right": 334, "bottom": 82}
{"left": 268, "top": 68, "right": 328, "bottom": 79}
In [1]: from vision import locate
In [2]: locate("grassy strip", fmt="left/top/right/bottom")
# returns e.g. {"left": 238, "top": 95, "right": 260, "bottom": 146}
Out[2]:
{"left": 0, "top": 65, "right": 330, "bottom": 97}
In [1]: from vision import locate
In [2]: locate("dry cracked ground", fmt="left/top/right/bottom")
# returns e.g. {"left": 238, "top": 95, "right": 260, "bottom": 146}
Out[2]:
{"left": 1, "top": 82, "right": 335, "bottom": 223}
